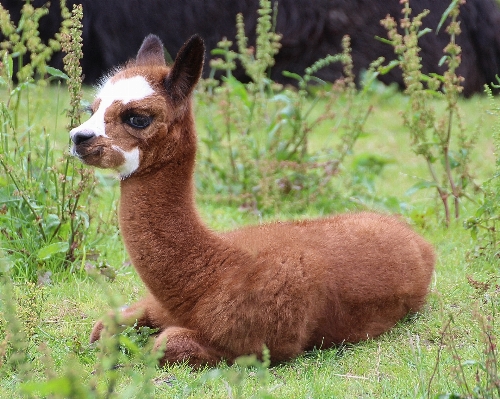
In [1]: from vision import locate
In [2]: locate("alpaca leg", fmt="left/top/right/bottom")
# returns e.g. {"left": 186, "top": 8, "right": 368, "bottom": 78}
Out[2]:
{"left": 90, "top": 294, "right": 173, "bottom": 343}
{"left": 154, "top": 327, "right": 224, "bottom": 369}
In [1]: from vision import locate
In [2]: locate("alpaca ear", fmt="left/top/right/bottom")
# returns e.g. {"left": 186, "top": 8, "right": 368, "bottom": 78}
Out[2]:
{"left": 164, "top": 35, "right": 205, "bottom": 104}
{"left": 136, "top": 34, "right": 166, "bottom": 66}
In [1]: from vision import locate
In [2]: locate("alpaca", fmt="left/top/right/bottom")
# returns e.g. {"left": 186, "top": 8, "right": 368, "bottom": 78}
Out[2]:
{"left": 70, "top": 34, "right": 436, "bottom": 368}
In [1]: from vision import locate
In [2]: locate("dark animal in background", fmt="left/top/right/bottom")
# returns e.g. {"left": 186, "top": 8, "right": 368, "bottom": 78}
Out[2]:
{"left": 2, "top": 0, "right": 500, "bottom": 96}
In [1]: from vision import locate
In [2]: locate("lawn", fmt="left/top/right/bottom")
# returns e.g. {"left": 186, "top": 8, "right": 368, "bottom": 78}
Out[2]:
{"left": 0, "top": 82, "right": 499, "bottom": 398}
{"left": 1, "top": 0, "right": 499, "bottom": 396}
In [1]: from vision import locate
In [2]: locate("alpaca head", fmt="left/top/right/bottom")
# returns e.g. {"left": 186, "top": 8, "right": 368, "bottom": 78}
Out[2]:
{"left": 69, "top": 35, "right": 205, "bottom": 179}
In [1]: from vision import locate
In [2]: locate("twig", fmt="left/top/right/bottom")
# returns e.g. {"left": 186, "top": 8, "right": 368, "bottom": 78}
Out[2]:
{"left": 427, "top": 316, "right": 453, "bottom": 399}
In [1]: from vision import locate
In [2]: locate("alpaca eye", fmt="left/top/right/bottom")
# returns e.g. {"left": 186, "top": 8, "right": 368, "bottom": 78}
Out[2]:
{"left": 125, "top": 114, "right": 152, "bottom": 129}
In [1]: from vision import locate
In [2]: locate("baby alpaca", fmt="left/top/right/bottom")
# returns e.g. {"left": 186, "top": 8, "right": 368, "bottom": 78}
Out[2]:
{"left": 70, "top": 34, "right": 435, "bottom": 368}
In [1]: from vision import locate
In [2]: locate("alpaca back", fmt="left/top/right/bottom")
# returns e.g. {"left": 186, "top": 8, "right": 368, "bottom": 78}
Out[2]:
{"left": 219, "top": 212, "right": 434, "bottom": 346}
{"left": 222, "top": 212, "right": 434, "bottom": 288}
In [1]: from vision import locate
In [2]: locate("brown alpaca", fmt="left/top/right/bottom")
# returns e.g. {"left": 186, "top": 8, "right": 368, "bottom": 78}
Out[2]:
{"left": 70, "top": 34, "right": 435, "bottom": 368}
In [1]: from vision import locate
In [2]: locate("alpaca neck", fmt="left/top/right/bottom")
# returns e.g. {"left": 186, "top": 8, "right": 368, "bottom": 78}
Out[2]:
{"left": 118, "top": 148, "right": 223, "bottom": 320}
{"left": 119, "top": 109, "right": 232, "bottom": 317}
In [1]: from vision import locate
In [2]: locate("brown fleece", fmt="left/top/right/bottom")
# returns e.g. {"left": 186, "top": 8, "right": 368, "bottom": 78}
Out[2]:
{"left": 73, "top": 34, "right": 436, "bottom": 368}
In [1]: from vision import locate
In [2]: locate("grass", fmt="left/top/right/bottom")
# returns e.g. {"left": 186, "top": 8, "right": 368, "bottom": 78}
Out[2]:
{"left": 2, "top": 2, "right": 499, "bottom": 396}
{"left": 1, "top": 82, "right": 499, "bottom": 398}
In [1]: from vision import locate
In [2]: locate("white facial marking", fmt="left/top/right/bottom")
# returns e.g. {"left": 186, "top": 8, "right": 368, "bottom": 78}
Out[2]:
{"left": 113, "top": 146, "right": 140, "bottom": 179}
{"left": 70, "top": 75, "right": 155, "bottom": 140}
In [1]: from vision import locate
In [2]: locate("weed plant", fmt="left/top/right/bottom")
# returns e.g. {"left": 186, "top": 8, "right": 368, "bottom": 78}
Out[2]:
{"left": 195, "top": 0, "right": 379, "bottom": 216}
{"left": 429, "top": 284, "right": 500, "bottom": 399}
{"left": 379, "top": 0, "right": 478, "bottom": 227}
{"left": 465, "top": 83, "right": 500, "bottom": 258}
{"left": 0, "top": 258, "right": 163, "bottom": 398}
{"left": 0, "top": 2, "right": 97, "bottom": 280}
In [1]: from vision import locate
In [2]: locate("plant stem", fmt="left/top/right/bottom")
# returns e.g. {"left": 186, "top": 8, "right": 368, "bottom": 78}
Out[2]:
{"left": 425, "top": 157, "right": 450, "bottom": 227}
{"left": 444, "top": 108, "right": 460, "bottom": 220}
{"left": 0, "top": 157, "right": 47, "bottom": 241}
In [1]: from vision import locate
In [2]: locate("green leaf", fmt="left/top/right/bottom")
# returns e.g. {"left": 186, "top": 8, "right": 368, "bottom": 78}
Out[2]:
{"left": 378, "top": 60, "right": 400, "bottom": 75}
{"left": 118, "top": 334, "right": 140, "bottom": 355}
{"left": 21, "top": 377, "right": 72, "bottom": 395}
{"left": 0, "top": 255, "right": 11, "bottom": 273}
{"left": 417, "top": 27, "right": 432, "bottom": 39}
{"left": 374, "top": 36, "right": 393, "bottom": 45}
{"left": 309, "top": 76, "right": 327, "bottom": 86}
{"left": 475, "top": 205, "right": 486, "bottom": 218}
{"left": 470, "top": 226, "right": 478, "bottom": 241}
{"left": 45, "top": 66, "right": 69, "bottom": 80}
{"left": 438, "top": 55, "right": 448, "bottom": 67}
{"left": 282, "top": 70, "right": 303, "bottom": 83}
{"left": 461, "top": 359, "right": 479, "bottom": 367}
{"left": 437, "top": 0, "right": 460, "bottom": 34}
{"left": 428, "top": 72, "right": 445, "bottom": 82}
{"left": 211, "top": 48, "right": 229, "bottom": 56}
{"left": 221, "top": 75, "right": 250, "bottom": 106}
{"left": 44, "top": 214, "right": 61, "bottom": 231}
{"left": 272, "top": 93, "right": 292, "bottom": 103}
{"left": 405, "top": 180, "right": 438, "bottom": 196}
{"left": 37, "top": 241, "right": 69, "bottom": 260}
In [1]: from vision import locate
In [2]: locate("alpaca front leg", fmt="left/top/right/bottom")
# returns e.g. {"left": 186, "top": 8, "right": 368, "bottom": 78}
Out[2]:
{"left": 154, "top": 327, "right": 224, "bottom": 369}
{"left": 90, "top": 294, "right": 173, "bottom": 343}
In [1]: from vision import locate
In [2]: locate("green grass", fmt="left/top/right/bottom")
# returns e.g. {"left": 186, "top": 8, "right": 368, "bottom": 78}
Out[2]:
{"left": 1, "top": 85, "right": 499, "bottom": 398}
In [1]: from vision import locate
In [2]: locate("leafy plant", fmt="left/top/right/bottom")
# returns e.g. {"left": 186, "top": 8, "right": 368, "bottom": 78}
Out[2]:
{"left": 0, "top": 1, "right": 62, "bottom": 83}
{"left": 196, "top": 0, "right": 378, "bottom": 215}
{"left": 0, "top": 255, "right": 162, "bottom": 399}
{"left": 431, "top": 296, "right": 500, "bottom": 399}
{"left": 465, "top": 83, "right": 500, "bottom": 258}
{"left": 194, "top": 347, "right": 276, "bottom": 399}
{"left": 379, "top": 0, "right": 478, "bottom": 227}
{"left": 0, "top": 2, "right": 97, "bottom": 280}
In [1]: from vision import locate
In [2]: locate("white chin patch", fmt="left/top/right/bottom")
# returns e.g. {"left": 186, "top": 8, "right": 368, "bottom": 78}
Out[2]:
{"left": 113, "top": 146, "right": 140, "bottom": 179}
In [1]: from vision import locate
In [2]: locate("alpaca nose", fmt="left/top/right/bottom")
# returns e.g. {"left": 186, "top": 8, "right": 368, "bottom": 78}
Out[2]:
{"left": 71, "top": 130, "right": 96, "bottom": 145}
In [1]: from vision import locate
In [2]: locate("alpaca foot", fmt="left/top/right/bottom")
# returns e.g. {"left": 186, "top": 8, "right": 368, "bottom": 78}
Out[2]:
{"left": 154, "top": 327, "right": 223, "bottom": 369}
{"left": 89, "top": 294, "right": 174, "bottom": 343}
{"left": 89, "top": 304, "right": 148, "bottom": 343}
{"left": 90, "top": 319, "right": 105, "bottom": 343}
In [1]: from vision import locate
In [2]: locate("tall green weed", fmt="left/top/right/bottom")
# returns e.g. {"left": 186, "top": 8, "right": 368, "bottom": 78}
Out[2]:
{"left": 0, "top": 253, "right": 164, "bottom": 398}
{"left": 465, "top": 83, "right": 500, "bottom": 258}
{"left": 0, "top": 2, "right": 97, "bottom": 280}
{"left": 430, "top": 290, "right": 500, "bottom": 399}
{"left": 196, "top": 0, "right": 379, "bottom": 215}
{"left": 379, "top": 0, "right": 478, "bottom": 227}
